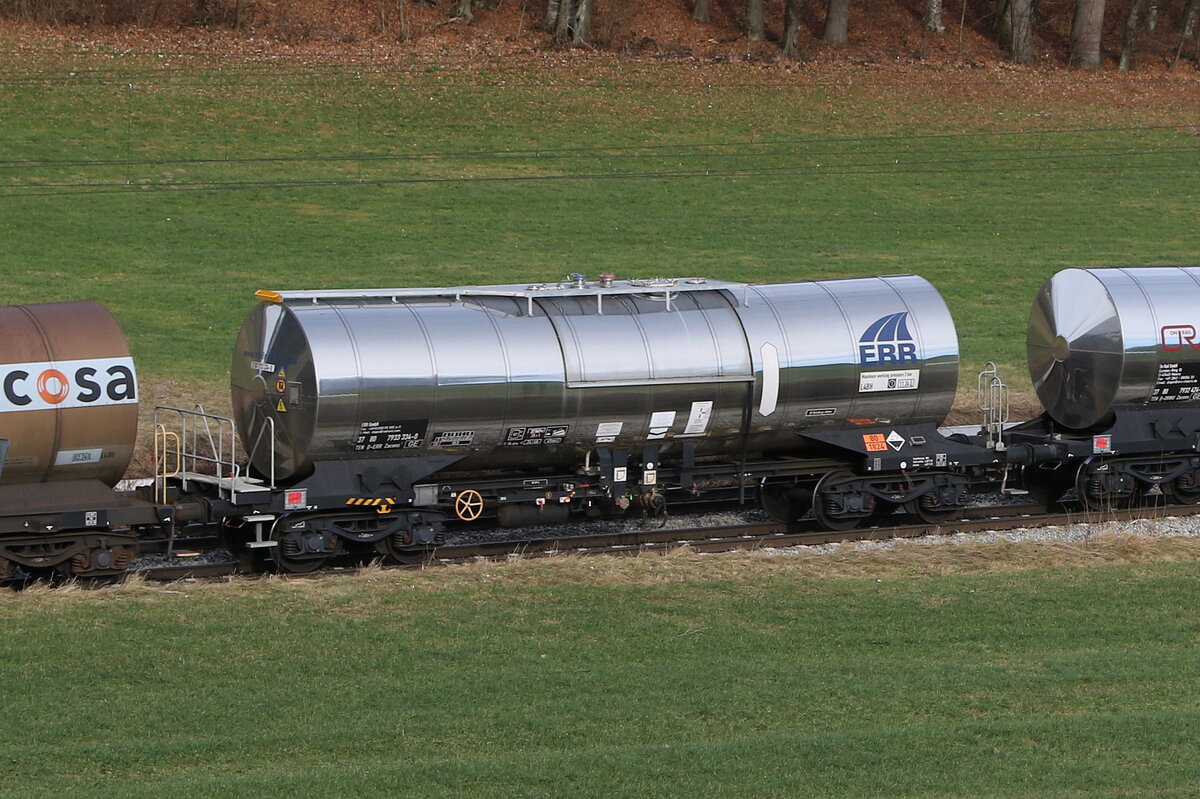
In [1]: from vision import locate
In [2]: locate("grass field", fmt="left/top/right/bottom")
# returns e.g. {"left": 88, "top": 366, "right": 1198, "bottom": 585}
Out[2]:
{"left": 4, "top": 537, "right": 1200, "bottom": 798}
{"left": 1, "top": 46, "right": 1197, "bottom": 401}
{"left": 3, "top": 38, "right": 1200, "bottom": 798}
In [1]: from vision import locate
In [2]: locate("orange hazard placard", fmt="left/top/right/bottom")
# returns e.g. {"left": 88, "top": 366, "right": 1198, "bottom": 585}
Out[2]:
{"left": 862, "top": 433, "right": 888, "bottom": 452}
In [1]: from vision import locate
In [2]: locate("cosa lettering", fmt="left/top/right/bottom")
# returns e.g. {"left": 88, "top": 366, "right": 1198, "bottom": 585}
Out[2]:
{"left": 2, "top": 365, "right": 136, "bottom": 407}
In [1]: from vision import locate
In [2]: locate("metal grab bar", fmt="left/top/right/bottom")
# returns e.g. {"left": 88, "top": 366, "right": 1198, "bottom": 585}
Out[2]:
{"left": 153, "top": 425, "right": 182, "bottom": 504}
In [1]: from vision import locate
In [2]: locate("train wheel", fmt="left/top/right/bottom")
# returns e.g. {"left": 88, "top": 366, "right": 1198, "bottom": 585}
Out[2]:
{"left": 1021, "top": 464, "right": 1075, "bottom": 510}
{"left": 378, "top": 535, "right": 435, "bottom": 567}
{"left": 57, "top": 545, "right": 135, "bottom": 579}
{"left": 906, "top": 495, "right": 957, "bottom": 525}
{"left": 272, "top": 525, "right": 340, "bottom": 574}
{"left": 454, "top": 489, "right": 485, "bottom": 521}
{"left": 813, "top": 470, "right": 872, "bottom": 532}
{"left": 1074, "top": 461, "right": 1127, "bottom": 513}
{"left": 1173, "top": 473, "right": 1200, "bottom": 505}
{"left": 273, "top": 547, "right": 328, "bottom": 575}
{"left": 760, "top": 481, "right": 813, "bottom": 522}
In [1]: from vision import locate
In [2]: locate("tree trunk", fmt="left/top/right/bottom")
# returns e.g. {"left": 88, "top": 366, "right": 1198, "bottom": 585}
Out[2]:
{"left": 1069, "top": 0, "right": 1107, "bottom": 68}
{"left": 1184, "top": 0, "right": 1198, "bottom": 38}
{"left": 822, "top": 0, "right": 850, "bottom": 44}
{"left": 747, "top": 0, "right": 765, "bottom": 41}
{"left": 554, "top": 0, "right": 571, "bottom": 39}
{"left": 693, "top": 0, "right": 711, "bottom": 23}
{"left": 397, "top": 0, "right": 408, "bottom": 41}
{"left": 1145, "top": 0, "right": 1156, "bottom": 31}
{"left": 1119, "top": 0, "right": 1144, "bottom": 69}
{"left": 545, "top": 0, "right": 591, "bottom": 44}
{"left": 783, "top": 0, "right": 805, "bottom": 55}
{"left": 454, "top": 0, "right": 474, "bottom": 21}
{"left": 1008, "top": 0, "right": 1036, "bottom": 62}
{"left": 922, "top": 0, "right": 946, "bottom": 33}
{"left": 995, "top": 0, "right": 1011, "bottom": 42}
{"left": 571, "top": 0, "right": 593, "bottom": 43}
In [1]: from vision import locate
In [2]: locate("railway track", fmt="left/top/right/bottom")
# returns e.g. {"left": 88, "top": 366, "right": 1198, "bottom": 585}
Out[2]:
{"left": 132, "top": 499, "right": 1200, "bottom": 583}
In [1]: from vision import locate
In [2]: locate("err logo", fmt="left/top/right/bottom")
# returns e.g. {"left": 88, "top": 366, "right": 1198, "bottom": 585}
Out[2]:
{"left": 859, "top": 312, "right": 918, "bottom": 365}
{"left": 1, "top": 357, "right": 137, "bottom": 413}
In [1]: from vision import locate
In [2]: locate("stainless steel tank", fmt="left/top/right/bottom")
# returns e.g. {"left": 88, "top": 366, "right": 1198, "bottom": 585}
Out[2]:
{"left": 1029, "top": 266, "right": 1200, "bottom": 430}
{"left": 0, "top": 301, "right": 139, "bottom": 485}
{"left": 232, "top": 275, "right": 960, "bottom": 482}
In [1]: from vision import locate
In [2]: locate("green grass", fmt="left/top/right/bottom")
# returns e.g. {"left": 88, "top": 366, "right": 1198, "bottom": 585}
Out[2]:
{"left": 3, "top": 43, "right": 1200, "bottom": 798}
{"left": 0, "top": 50, "right": 1196, "bottom": 398}
{"left": 4, "top": 549, "right": 1200, "bottom": 797}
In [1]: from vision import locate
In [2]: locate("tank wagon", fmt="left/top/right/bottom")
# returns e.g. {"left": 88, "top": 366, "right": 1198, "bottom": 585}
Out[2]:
{"left": 157, "top": 274, "right": 998, "bottom": 571}
{"left": 1011, "top": 266, "right": 1200, "bottom": 509}
{"left": 0, "top": 301, "right": 164, "bottom": 577}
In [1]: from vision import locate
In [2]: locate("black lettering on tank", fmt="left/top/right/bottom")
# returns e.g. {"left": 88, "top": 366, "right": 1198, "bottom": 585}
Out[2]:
{"left": 106, "top": 365, "right": 137, "bottom": 401}
{"left": 75, "top": 367, "right": 101, "bottom": 402}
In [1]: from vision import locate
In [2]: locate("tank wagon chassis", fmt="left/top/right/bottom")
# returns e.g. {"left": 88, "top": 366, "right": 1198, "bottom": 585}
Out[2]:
{"left": 153, "top": 405, "right": 1003, "bottom": 573}
{"left": 1009, "top": 411, "right": 1200, "bottom": 510}
{"left": 0, "top": 477, "right": 166, "bottom": 578}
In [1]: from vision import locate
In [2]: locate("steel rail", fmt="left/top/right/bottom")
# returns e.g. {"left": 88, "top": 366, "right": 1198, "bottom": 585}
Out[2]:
{"left": 132, "top": 500, "right": 1200, "bottom": 582}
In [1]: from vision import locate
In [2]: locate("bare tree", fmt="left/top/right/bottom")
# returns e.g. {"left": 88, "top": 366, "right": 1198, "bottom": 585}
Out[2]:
{"left": 1184, "top": 0, "right": 1198, "bottom": 38}
{"left": 783, "top": 0, "right": 804, "bottom": 55}
{"left": 545, "top": 0, "right": 593, "bottom": 44}
{"left": 693, "top": 0, "right": 711, "bottom": 23}
{"left": 1010, "top": 0, "right": 1034, "bottom": 61}
{"left": 822, "top": 0, "right": 850, "bottom": 44}
{"left": 747, "top": 0, "right": 765, "bottom": 40}
{"left": 922, "top": 0, "right": 947, "bottom": 33}
{"left": 995, "top": 0, "right": 1034, "bottom": 62}
{"left": 1119, "top": 0, "right": 1145, "bottom": 69}
{"left": 573, "top": 0, "right": 593, "bottom": 43}
{"left": 1069, "top": 0, "right": 1107, "bottom": 68}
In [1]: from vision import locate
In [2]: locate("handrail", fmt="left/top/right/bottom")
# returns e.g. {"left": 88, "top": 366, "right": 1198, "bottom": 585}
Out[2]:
{"left": 977, "top": 362, "right": 1009, "bottom": 451}
{"left": 153, "top": 425, "right": 182, "bottom": 504}
{"left": 153, "top": 405, "right": 274, "bottom": 504}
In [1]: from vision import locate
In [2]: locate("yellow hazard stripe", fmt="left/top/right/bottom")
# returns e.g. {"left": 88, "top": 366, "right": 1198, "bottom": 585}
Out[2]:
{"left": 345, "top": 498, "right": 398, "bottom": 506}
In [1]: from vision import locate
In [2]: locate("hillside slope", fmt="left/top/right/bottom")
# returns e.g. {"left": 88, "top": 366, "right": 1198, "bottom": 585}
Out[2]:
{"left": 2, "top": 0, "right": 1197, "bottom": 71}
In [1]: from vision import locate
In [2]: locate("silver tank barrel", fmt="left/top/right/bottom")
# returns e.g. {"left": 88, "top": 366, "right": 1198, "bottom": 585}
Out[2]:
{"left": 1028, "top": 266, "right": 1200, "bottom": 430}
{"left": 232, "top": 276, "right": 959, "bottom": 482}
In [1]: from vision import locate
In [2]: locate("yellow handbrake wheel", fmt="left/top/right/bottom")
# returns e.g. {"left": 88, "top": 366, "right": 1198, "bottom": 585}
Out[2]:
{"left": 454, "top": 489, "right": 484, "bottom": 521}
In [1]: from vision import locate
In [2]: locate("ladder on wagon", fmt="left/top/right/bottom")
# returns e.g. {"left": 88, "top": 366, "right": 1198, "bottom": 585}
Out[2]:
{"left": 155, "top": 406, "right": 282, "bottom": 556}
{"left": 978, "top": 362, "right": 1010, "bottom": 452}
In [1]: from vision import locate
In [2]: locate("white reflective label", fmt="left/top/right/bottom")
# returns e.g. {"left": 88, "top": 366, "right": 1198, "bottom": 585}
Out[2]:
{"left": 759, "top": 343, "right": 779, "bottom": 417}
{"left": 647, "top": 411, "right": 676, "bottom": 440}
{"left": 684, "top": 401, "right": 713, "bottom": 435}
{"left": 859, "top": 369, "right": 920, "bottom": 393}
{"left": 54, "top": 448, "right": 103, "bottom": 466}
{"left": 596, "top": 421, "right": 623, "bottom": 443}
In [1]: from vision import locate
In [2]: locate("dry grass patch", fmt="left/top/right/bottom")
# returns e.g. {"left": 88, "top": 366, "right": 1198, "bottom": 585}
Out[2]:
{"left": 6, "top": 523, "right": 1200, "bottom": 615}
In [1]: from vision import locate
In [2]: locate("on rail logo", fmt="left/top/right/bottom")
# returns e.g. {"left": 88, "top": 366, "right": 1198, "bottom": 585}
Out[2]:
{"left": 859, "top": 312, "right": 918, "bottom": 365}
{"left": 0, "top": 357, "right": 137, "bottom": 413}
{"left": 1160, "top": 324, "right": 1200, "bottom": 352}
